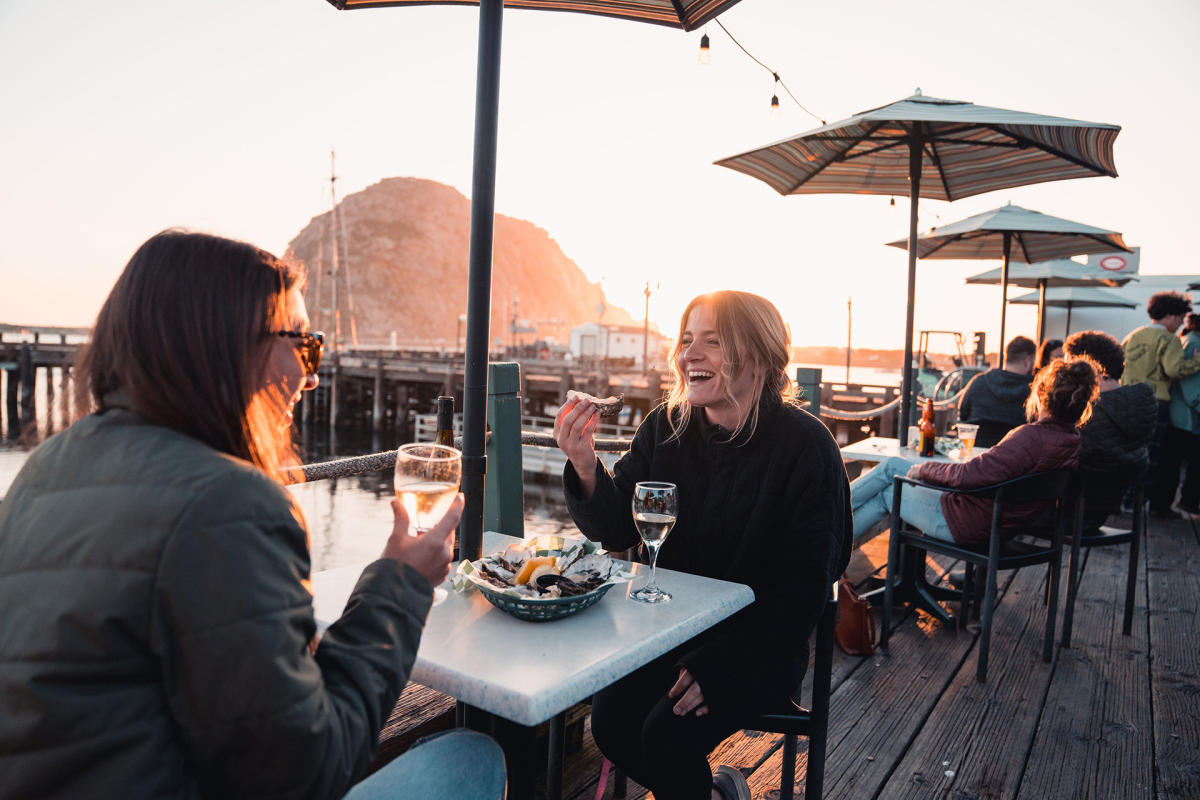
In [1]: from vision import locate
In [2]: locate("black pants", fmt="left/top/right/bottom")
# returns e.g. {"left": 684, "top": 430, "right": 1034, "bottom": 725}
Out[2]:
{"left": 1153, "top": 425, "right": 1200, "bottom": 512}
{"left": 591, "top": 644, "right": 741, "bottom": 800}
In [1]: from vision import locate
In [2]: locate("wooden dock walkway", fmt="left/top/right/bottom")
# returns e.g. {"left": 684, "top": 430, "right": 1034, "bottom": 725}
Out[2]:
{"left": 376, "top": 512, "right": 1198, "bottom": 799}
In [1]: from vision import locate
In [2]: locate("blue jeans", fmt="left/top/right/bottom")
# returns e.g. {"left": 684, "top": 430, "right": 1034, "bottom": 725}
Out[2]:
{"left": 343, "top": 729, "right": 506, "bottom": 800}
{"left": 850, "top": 456, "right": 955, "bottom": 544}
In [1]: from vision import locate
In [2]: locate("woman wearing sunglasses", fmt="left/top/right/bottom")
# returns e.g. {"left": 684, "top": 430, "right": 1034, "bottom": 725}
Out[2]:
{"left": 0, "top": 231, "right": 505, "bottom": 799}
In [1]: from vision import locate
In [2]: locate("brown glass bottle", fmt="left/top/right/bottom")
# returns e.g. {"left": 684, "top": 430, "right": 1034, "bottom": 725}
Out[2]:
{"left": 435, "top": 396, "right": 455, "bottom": 448}
{"left": 918, "top": 398, "right": 936, "bottom": 457}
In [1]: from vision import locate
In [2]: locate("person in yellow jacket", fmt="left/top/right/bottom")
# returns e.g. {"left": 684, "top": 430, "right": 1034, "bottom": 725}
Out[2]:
{"left": 1121, "top": 290, "right": 1200, "bottom": 516}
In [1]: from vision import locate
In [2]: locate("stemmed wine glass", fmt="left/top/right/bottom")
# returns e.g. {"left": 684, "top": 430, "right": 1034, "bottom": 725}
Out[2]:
{"left": 394, "top": 443, "right": 462, "bottom": 604}
{"left": 630, "top": 481, "right": 677, "bottom": 604}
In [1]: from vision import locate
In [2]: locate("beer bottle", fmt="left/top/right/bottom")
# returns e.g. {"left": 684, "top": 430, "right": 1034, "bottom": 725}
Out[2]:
{"left": 435, "top": 396, "right": 455, "bottom": 448}
{"left": 918, "top": 398, "right": 936, "bottom": 457}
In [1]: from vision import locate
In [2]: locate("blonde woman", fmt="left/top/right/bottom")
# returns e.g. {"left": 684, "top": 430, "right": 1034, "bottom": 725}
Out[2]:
{"left": 555, "top": 291, "right": 851, "bottom": 800}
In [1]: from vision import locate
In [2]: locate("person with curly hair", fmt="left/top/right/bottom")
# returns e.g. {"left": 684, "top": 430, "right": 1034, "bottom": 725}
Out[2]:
{"left": 1121, "top": 290, "right": 1200, "bottom": 516}
{"left": 850, "top": 358, "right": 1098, "bottom": 548}
{"left": 1063, "top": 330, "right": 1157, "bottom": 529}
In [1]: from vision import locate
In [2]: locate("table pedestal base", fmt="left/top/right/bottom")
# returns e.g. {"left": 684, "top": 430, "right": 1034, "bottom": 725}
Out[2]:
{"left": 862, "top": 548, "right": 960, "bottom": 625}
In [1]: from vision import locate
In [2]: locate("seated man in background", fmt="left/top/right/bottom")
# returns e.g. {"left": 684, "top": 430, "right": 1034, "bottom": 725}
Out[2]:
{"left": 1063, "top": 330, "right": 1157, "bottom": 530}
{"left": 957, "top": 335, "right": 1037, "bottom": 447}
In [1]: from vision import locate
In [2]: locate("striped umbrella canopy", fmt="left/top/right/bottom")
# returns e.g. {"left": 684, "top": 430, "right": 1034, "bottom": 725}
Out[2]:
{"left": 326, "top": 0, "right": 747, "bottom": 563}
{"left": 715, "top": 90, "right": 1121, "bottom": 445}
{"left": 331, "top": 0, "right": 734, "bottom": 27}
{"left": 966, "top": 257, "right": 1137, "bottom": 340}
{"left": 885, "top": 204, "right": 1130, "bottom": 348}
{"left": 1009, "top": 286, "right": 1137, "bottom": 335}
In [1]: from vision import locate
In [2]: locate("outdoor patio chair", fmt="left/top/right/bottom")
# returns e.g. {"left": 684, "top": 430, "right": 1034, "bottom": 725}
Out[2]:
{"left": 1061, "top": 471, "right": 1145, "bottom": 646}
{"left": 737, "top": 584, "right": 837, "bottom": 800}
{"left": 880, "top": 470, "right": 1081, "bottom": 682}
{"left": 602, "top": 585, "right": 837, "bottom": 800}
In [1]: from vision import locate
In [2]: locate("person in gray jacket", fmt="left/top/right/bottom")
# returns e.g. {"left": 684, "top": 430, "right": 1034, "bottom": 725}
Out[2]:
{"left": 0, "top": 231, "right": 505, "bottom": 799}
{"left": 957, "top": 336, "right": 1038, "bottom": 447}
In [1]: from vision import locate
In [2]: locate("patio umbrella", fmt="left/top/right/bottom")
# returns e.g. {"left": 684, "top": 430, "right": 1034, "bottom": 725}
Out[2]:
{"left": 328, "top": 0, "right": 746, "bottom": 561}
{"left": 884, "top": 204, "right": 1130, "bottom": 357}
{"left": 965, "top": 257, "right": 1137, "bottom": 341}
{"left": 1008, "top": 286, "right": 1136, "bottom": 334}
{"left": 715, "top": 91, "right": 1120, "bottom": 446}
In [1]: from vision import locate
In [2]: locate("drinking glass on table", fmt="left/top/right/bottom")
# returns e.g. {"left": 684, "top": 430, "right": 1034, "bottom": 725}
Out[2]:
{"left": 394, "top": 443, "right": 461, "bottom": 603}
{"left": 630, "top": 481, "right": 677, "bottom": 604}
{"left": 955, "top": 423, "right": 980, "bottom": 458}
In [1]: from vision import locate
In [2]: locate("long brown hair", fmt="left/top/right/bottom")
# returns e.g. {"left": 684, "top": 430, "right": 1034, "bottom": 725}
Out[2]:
{"left": 665, "top": 291, "right": 797, "bottom": 442}
{"left": 75, "top": 230, "right": 304, "bottom": 478}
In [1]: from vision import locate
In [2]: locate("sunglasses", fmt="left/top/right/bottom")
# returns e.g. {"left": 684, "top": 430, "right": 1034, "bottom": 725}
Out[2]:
{"left": 274, "top": 330, "right": 324, "bottom": 375}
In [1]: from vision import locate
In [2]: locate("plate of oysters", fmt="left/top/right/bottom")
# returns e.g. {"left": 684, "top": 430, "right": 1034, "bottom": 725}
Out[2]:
{"left": 452, "top": 536, "right": 634, "bottom": 622}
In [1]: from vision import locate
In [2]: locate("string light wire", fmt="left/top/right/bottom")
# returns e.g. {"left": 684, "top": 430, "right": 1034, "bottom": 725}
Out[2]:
{"left": 713, "top": 20, "right": 825, "bottom": 125}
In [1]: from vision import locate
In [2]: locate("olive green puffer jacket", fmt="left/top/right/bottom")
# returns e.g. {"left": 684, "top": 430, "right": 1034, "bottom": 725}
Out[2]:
{"left": 0, "top": 408, "right": 432, "bottom": 799}
{"left": 1121, "top": 324, "right": 1200, "bottom": 401}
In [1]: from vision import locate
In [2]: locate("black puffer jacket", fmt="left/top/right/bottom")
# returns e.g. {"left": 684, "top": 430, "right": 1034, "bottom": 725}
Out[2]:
{"left": 0, "top": 409, "right": 432, "bottom": 800}
{"left": 1078, "top": 383, "right": 1158, "bottom": 528}
{"left": 958, "top": 368, "right": 1034, "bottom": 446}
{"left": 564, "top": 394, "right": 852, "bottom": 713}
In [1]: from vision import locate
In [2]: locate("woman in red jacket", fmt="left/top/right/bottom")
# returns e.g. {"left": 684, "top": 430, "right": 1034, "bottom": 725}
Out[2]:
{"left": 851, "top": 358, "right": 1098, "bottom": 547}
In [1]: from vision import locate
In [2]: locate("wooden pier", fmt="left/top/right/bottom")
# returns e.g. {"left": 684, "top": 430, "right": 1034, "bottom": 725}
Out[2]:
{"left": 372, "top": 512, "right": 1197, "bottom": 800}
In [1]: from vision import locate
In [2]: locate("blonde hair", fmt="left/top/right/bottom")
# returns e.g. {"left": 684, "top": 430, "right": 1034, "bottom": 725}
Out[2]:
{"left": 665, "top": 291, "right": 797, "bottom": 443}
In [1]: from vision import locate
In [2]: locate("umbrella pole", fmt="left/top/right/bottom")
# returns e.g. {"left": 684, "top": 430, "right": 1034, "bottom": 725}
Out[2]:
{"left": 1037, "top": 279, "right": 1047, "bottom": 343}
{"left": 998, "top": 232, "right": 1012, "bottom": 369}
{"left": 899, "top": 135, "right": 923, "bottom": 448}
{"left": 459, "top": 0, "right": 504, "bottom": 562}
{"left": 1066, "top": 303, "right": 1073, "bottom": 334}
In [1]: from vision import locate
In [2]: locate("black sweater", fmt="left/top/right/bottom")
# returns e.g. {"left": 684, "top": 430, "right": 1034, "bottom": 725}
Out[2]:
{"left": 563, "top": 394, "right": 851, "bottom": 713}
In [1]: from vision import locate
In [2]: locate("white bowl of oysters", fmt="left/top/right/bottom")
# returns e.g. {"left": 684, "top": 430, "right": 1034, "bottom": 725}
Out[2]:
{"left": 452, "top": 536, "right": 634, "bottom": 622}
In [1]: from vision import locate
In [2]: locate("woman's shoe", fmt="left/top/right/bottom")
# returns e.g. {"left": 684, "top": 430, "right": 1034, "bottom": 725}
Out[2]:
{"left": 713, "top": 765, "right": 752, "bottom": 800}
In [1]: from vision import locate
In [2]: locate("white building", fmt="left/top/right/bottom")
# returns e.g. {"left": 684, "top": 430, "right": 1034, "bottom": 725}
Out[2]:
{"left": 569, "top": 323, "right": 668, "bottom": 368}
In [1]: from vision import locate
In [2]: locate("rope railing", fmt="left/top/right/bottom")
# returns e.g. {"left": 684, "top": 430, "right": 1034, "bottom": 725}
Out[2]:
{"left": 287, "top": 397, "right": 959, "bottom": 483}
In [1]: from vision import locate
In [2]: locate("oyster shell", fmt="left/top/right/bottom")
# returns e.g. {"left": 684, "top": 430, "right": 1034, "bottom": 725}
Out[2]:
{"left": 566, "top": 390, "right": 624, "bottom": 418}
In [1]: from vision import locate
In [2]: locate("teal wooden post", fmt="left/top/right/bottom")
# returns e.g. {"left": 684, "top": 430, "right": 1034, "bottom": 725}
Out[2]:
{"left": 795, "top": 367, "right": 822, "bottom": 414}
{"left": 484, "top": 362, "right": 524, "bottom": 537}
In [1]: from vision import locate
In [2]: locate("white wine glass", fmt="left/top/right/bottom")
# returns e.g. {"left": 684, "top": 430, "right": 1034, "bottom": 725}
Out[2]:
{"left": 394, "top": 443, "right": 461, "bottom": 604}
{"left": 630, "top": 481, "right": 677, "bottom": 604}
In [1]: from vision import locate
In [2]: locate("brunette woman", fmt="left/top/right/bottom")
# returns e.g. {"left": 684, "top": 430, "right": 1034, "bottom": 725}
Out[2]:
{"left": 850, "top": 358, "right": 1098, "bottom": 546}
{"left": 555, "top": 291, "right": 851, "bottom": 800}
{"left": 0, "top": 231, "right": 504, "bottom": 799}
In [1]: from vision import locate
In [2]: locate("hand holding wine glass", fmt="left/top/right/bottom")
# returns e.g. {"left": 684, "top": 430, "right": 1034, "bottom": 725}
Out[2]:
{"left": 630, "top": 481, "right": 677, "bottom": 604}
{"left": 394, "top": 443, "right": 462, "bottom": 536}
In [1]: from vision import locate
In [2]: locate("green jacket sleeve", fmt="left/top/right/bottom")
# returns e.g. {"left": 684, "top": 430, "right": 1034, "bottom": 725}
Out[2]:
{"left": 1160, "top": 334, "right": 1200, "bottom": 379}
{"left": 149, "top": 473, "right": 431, "bottom": 799}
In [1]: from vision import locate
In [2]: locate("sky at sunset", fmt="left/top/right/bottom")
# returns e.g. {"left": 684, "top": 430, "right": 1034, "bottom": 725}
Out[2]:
{"left": 1, "top": 0, "right": 1197, "bottom": 350}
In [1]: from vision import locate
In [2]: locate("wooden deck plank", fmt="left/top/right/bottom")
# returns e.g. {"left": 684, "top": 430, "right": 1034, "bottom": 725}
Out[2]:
{"left": 875, "top": 563, "right": 1059, "bottom": 800}
{"left": 1145, "top": 517, "right": 1200, "bottom": 800}
{"left": 1016, "top": 533, "right": 1154, "bottom": 800}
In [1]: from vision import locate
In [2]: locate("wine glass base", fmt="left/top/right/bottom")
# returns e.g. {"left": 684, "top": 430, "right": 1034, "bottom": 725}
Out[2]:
{"left": 630, "top": 586, "right": 672, "bottom": 604}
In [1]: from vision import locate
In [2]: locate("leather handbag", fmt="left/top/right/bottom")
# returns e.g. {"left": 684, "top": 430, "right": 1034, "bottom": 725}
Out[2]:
{"left": 834, "top": 575, "right": 877, "bottom": 656}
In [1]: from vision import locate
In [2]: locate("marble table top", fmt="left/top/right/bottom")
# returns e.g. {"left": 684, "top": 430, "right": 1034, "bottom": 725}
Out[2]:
{"left": 311, "top": 531, "right": 755, "bottom": 727}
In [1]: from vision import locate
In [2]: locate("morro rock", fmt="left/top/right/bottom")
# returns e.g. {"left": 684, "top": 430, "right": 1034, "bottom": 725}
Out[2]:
{"left": 285, "top": 177, "right": 636, "bottom": 348}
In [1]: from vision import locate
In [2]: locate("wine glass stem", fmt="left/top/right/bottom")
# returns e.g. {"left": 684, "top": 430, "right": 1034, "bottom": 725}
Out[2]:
{"left": 648, "top": 547, "right": 659, "bottom": 588}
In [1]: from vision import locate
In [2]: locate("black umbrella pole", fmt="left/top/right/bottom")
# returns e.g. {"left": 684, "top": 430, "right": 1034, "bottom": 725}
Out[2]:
{"left": 459, "top": 0, "right": 504, "bottom": 563}
{"left": 998, "top": 233, "right": 1011, "bottom": 370}
{"left": 899, "top": 137, "right": 923, "bottom": 448}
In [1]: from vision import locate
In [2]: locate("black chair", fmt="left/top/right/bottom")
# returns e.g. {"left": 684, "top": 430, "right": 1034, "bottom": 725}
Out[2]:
{"left": 606, "top": 586, "right": 836, "bottom": 800}
{"left": 880, "top": 470, "right": 1081, "bottom": 682}
{"left": 737, "top": 585, "right": 837, "bottom": 800}
{"left": 1061, "top": 472, "right": 1145, "bottom": 646}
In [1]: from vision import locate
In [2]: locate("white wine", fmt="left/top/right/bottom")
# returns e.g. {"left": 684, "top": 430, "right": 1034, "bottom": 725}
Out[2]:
{"left": 396, "top": 480, "right": 459, "bottom": 531}
{"left": 634, "top": 512, "right": 676, "bottom": 544}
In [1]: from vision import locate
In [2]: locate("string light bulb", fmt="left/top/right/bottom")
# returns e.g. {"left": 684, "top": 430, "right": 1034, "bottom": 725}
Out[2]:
{"left": 770, "top": 73, "right": 781, "bottom": 119}
{"left": 698, "top": 31, "right": 710, "bottom": 65}
{"left": 890, "top": 196, "right": 896, "bottom": 207}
